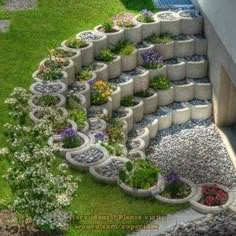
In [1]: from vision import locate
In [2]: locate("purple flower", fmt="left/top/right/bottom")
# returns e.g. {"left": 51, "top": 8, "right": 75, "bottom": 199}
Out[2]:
{"left": 140, "top": 9, "right": 154, "bottom": 18}
{"left": 166, "top": 170, "right": 180, "bottom": 184}
{"left": 142, "top": 49, "right": 163, "bottom": 66}
{"left": 94, "top": 132, "right": 108, "bottom": 141}
{"left": 60, "top": 128, "right": 77, "bottom": 139}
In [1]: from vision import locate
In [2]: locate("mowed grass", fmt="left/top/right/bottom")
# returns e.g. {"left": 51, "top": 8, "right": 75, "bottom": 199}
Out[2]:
{"left": 0, "top": 1, "right": 188, "bottom": 235}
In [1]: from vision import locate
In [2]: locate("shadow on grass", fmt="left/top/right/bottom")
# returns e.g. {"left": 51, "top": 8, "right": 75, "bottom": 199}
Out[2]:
{"left": 120, "top": 0, "right": 156, "bottom": 12}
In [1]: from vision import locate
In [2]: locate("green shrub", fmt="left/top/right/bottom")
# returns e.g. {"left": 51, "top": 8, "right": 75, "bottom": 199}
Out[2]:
{"left": 146, "top": 33, "right": 172, "bottom": 44}
{"left": 76, "top": 68, "right": 93, "bottom": 81}
{"left": 102, "top": 21, "right": 113, "bottom": 33}
{"left": 121, "top": 96, "right": 137, "bottom": 107}
{"left": 34, "top": 95, "right": 59, "bottom": 107}
{"left": 107, "top": 118, "right": 124, "bottom": 144}
{"left": 150, "top": 75, "right": 171, "bottom": 90}
{"left": 65, "top": 37, "right": 88, "bottom": 49}
{"left": 69, "top": 109, "right": 87, "bottom": 130}
{"left": 97, "top": 48, "right": 113, "bottom": 62}
{"left": 113, "top": 41, "right": 135, "bottom": 56}
{"left": 101, "top": 142, "right": 125, "bottom": 156}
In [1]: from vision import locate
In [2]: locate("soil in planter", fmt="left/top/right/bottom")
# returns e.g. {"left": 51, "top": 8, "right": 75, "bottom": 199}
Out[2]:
{"left": 69, "top": 83, "right": 87, "bottom": 93}
{"left": 136, "top": 42, "right": 150, "bottom": 49}
{"left": 97, "top": 26, "right": 119, "bottom": 33}
{"left": 33, "top": 83, "right": 64, "bottom": 94}
{"left": 166, "top": 102, "right": 185, "bottom": 110}
{"left": 124, "top": 67, "right": 146, "bottom": 77}
{"left": 189, "top": 99, "right": 210, "bottom": 105}
{"left": 179, "top": 11, "right": 200, "bottom": 18}
{"left": 79, "top": 31, "right": 103, "bottom": 41}
{"left": 134, "top": 89, "right": 154, "bottom": 98}
{"left": 95, "top": 159, "right": 125, "bottom": 178}
{"left": 164, "top": 57, "right": 180, "bottom": 65}
{"left": 157, "top": 12, "right": 177, "bottom": 21}
{"left": 184, "top": 55, "right": 207, "bottom": 62}
{"left": 126, "top": 139, "right": 142, "bottom": 150}
{"left": 128, "top": 126, "right": 146, "bottom": 139}
{"left": 109, "top": 76, "right": 132, "bottom": 84}
{"left": 160, "top": 181, "right": 191, "bottom": 199}
{"left": 112, "top": 110, "right": 128, "bottom": 119}
{"left": 172, "top": 34, "right": 189, "bottom": 41}
{"left": 152, "top": 109, "right": 169, "bottom": 117}
{"left": 72, "top": 148, "right": 104, "bottom": 164}
{"left": 193, "top": 77, "right": 210, "bottom": 83}
{"left": 172, "top": 79, "right": 188, "bottom": 86}
{"left": 194, "top": 33, "right": 206, "bottom": 39}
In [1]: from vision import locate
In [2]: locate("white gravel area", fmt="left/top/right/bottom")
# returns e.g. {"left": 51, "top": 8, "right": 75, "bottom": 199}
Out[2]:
{"left": 3, "top": 0, "right": 37, "bottom": 11}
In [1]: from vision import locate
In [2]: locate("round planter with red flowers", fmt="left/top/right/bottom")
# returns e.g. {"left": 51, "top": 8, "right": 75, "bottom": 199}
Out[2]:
{"left": 190, "top": 183, "right": 235, "bottom": 214}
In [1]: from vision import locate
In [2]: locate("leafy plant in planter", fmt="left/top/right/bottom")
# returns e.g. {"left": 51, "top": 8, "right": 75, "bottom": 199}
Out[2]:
{"left": 60, "top": 128, "right": 81, "bottom": 149}
{"left": 38, "top": 64, "right": 63, "bottom": 81}
{"left": 33, "top": 94, "right": 60, "bottom": 107}
{"left": 50, "top": 48, "right": 76, "bottom": 58}
{"left": 146, "top": 33, "right": 173, "bottom": 44}
{"left": 100, "top": 20, "right": 119, "bottom": 33}
{"left": 69, "top": 109, "right": 87, "bottom": 130}
{"left": 161, "top": 170, "right": 191, "bottom": 199}
{"left": 97, "top": 48, "right": 114, "bottom": 62}
{"left": 137, "top": 9, "right": 155, "bottom": 23}
{"left": 113, "top": 12, "right": 136, "bottom": 28}
{"left": 66, "top": 91, "right": 83, "bottom": 110}
{"left": 107, "top": 118, "right": 125, "bottom": 144}
{"left": 200, "top": 184, "right": 228, "bottom": 206}
{"left": 101, "top": 142, "right": 125, "bottom": 156}
{"left": 142, "top": 49, "right": 164, "bottom": 69}
{"left": 76, "top": 67, "right": 93, "bottom": 83}
{"left": 150, "top": 75, "right": 171, "bottom": 90}
{"left": 134, "top": 80, "right": 153, "bottom": 98}
{"left": 113, "top": 40, "right": 135, "bottom": 56}
{"left": 44, "top": 54, "right": 70, "bottom": 68}
{"left": 119, "top": 160, "right": 160, "bottom": 189}
{"left": 121, "top": 96, "right": 138, "bottom": 107}
{"left": 91, "top": 80, "right": 112, "bottom": 106}
{"left": 65, "top": 37, "right": 88, "bottom": 49}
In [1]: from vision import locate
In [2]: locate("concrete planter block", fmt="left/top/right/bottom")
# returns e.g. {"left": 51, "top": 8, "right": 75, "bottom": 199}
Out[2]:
{"left": 77, "top": 30, "right": 108, "bottom": 57}
{"left": 188, "top": 101, "right": 213, "bottom": 120}
{"left": 128, "top": 137, "right": 146, "bottom": 153}
{"left": 194, "top": 81, "right": 212, "bottom": 100}
{"left": 135, "top": 16, "right": 161, "bottom": 39}
{"left": 106, "top": 56, "right": 121, "bottom": 79}
{"left": 118, "top": 173, "right": 163, "bottom": 198}
{"left": 48, "top": 132, "right": 91, "bottom": 157}
{"left": 178, "top": 10, "right": 204, "bottom": 35}
{"left": 169, "top": 105, "right": 191, "bottom": 124}
{"left": 166, "top": 60, "right": 186, "bottom": 81}
{"left": 80, "top": 121, "right": 90, "bottom": 133}
{"left": 30, "top": 81, "right": 67, "bottom": 96}
{"left": 133, "top": 70, "right": 150, "bottom": 93}
{"left": 192, "top": 36, "right": 208, "bottom": 55}
{"left": 127, "top": 150, "right": 146, "bottom": 161}
{"left": 119, "top": 107, "right": 134, "bottom": 132}
{"left": 144, "top": 117, "right": 159, "bottom": 139}
{"left": 121, "top": 50, "right": 138, "bottom": 72}
{"left": 92, "top": 62, "right": 109, "bottom": 81}
{"left": 145, "top": 65, "right": 167, "bottom": 79}
{"left": 155, "top": 107, "right": 172, "bottom": 130}
{"left": 158, "top": 87, "right": 175, "bottom": 106}
{"left": 89, "top": 156, "right": 129, "bottom": 184}
{"left": 174, "top": 37, "right": 195, "bottom": 57}
{"left": 94, "top": 25, "right": 124, "bottom": 49}
{"left": 88, "top": 117, "right": 107, "bottom": 132}
{"left": 140, "top": 92, "right": 158, "bottom": 114}
{"left": 155, "top": 41, "right": 175, "bottom": 60}
{"left": 61, "top": 40, "right": 94, "bottom": 67}
{"left": 131, "top": 127, "right": 150, "bottom": 148}
{"left": 123, "top": 24, "right": 142, "bottom": 44}
{"left": 153, "top": 177, "right": 198, "bottom": 204}
{"left": 174, "top": 80, "right": 195, "bottom": 101}
{"left": 29, "top": 93, "right": 66, "bottom": 109}
{"left": 137, "top": 43, "right": 155, "bottom": 66}
{"left": 71, "top": 81, "right": 91, "bottom": 108}
{"left": 155, "top": 11, "right": 181, "bottom": 36}
{"left": 66, "top": 144, "right": 109, "bottom": 171}
{"left": 91, "top": 97, "right": 112, "bottom": 118}
{"left": 33, "top": 70, "right": 69, "bottom": 86}
{"left": 111, "top": 86, "right": 121, "bottom": 111}
{"left": 186, "top": 57, "right": 208, "bottom": 78}
{"left": 61, "top": 59, "right": 75, "bottom": 85}
{"left": 190, "top": 183, "right": 235, "bottom": 214}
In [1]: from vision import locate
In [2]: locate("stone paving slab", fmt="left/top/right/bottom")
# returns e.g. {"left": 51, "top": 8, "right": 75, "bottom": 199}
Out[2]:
{"left": 0, "top": 20, "right": 10, "bottom": 32}
{"left": 3, "top": 0, "right": 37, "bottom": 11}
{"left": 128, "top": 208, "right": 205, "bottom": 236}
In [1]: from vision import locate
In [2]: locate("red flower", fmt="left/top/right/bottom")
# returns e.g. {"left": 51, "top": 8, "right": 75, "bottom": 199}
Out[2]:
{"left": 204, "top": 196, "right": 215, "bottom": 206}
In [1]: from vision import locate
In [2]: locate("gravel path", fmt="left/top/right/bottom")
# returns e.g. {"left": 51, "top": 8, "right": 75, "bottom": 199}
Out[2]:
{"left": 3, "top": 0, "right": 37, "bottom": 11}
{"left": 147, "top": 118, "right": 236, "bottom": 188}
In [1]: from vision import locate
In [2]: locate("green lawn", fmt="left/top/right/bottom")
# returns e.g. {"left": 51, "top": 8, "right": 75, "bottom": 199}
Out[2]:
{"left": 0, "top": 1, "right": 188, "bottom": 235}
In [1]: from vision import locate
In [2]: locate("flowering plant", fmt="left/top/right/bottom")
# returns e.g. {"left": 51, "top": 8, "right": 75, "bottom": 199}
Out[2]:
{"left": 201, "top": 184, "right": 228, "bottom": 206}
{"left": 33, "top": 94, "right": 60, "bottom": 107}
{"left": 113, "top": 12, "right": 135, "bottom": 28}
{"left": 65, "top": 37, "right": 88, "bottom": 49}
{"left": 137, "top": 9, "right": 154, "bottom": 23}
{"left": 76, "top": 67, "right": 94, "bottom": 84}
{"left": 91, "top": 80, "right": 113, "bottom": 106}
{"left": 37, "top": 64, "right": 63, "bottom": 81}
{"left": 146, "top": 33, "right": 172, "bottom": 44}
{"left": 142, "top": 49, "right": 163, "bottom": 69}
{"left": 60, "top": 128, "right": 81, "bottom": 149}
{"left": 50, "top": 48, "right": 76, "bottom": 58}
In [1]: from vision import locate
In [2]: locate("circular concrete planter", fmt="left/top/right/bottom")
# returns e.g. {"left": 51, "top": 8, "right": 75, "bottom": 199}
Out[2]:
{"left": 174, "top": 79, "right": 195, "bottom": 102}
{"left": 89, "top": 156, "right": 130, "bottom": 184}
{"left": 135, "top": 15, "right": 161, "bottom": 39}
{"left": 123, "top": 23, "right": 142, "bottom": 44}
{"left": 66, "top": 144, "right": 109, "bottom": 171}
{"left": 127, "top": 137, "right": 146, "bottom": 153}
{"left": 185, "top": 57, "right": 208, "bottom": 78}
{"left": 169, "top": 104, "right": 191, "bottom": 124}
{"left": 131, "top": 126, "right": 150, "bottom": 148}
{"left": 30, "top": 81, "right": 67, "bottom": 96}
{"left": 29, "top": 93, "right": 66, "bottom": 109}
{"left": 118, "top": 107, "right": 134, "bottom": 132}
{"left": 77, "top": 30, "right": 108, "bottom": 57}
{"left": 155, "top": 11, "right": 181, "bottom": 36}
{"left": 143, "top": 117, "right": 159, "bottom": 139}
{"left": 194, "top": 80, "right": 212, "bottom": 100}
{"left": 153, "top": 177, "right": 197, "bottom": 204}
{"left": 94, "top": 25, "right": 124, "bottom": 49}
{"left": 132, "top": 69, "right": 150, "bottom": 93}
{"left": 127, "top": 150, "right": 146, "bottom": 161}
{"left": 178, "top": 10, "right": 204, "bottom": 35}
{"left": 136, "top": 43, "right": 155, "bottom": 65}
{"left": 188, "top": 100, "right": 213, "bottom": 120}
{"left": 71, "top": 81, "right": 91, "bottom": 108}
{"left": 91, "top": 97, "right": 112, "bottom": 118}
{"left": 80, "top": 121, "right": 90, "bottom": 133}
{"left": 32, "top": 70, "right": 69, "bottom": 85}
{"left": 155, "top": 41, "right": 175, "bottom": 60}
{"left": 192, "top": 35, "right": 208, "bottom": 56}
{"left": 48, "top": 132, "right": 91, "bottom": 157}
{"left": 120, "top": 49, "right": 138, "bottom": 72}
{"left": 92, "top": 62, "right": 109, "bottom": 81}
{"left": 158, "top": 86, "right": 175, "bottom": 106}
{"left": 135, "top": 91, "right": 158, "bottom": 114}
{"left": 174, "top": 37, "right": 195, "bottom": 57}
{"left": 111, "top": 86, "right": 121, "bottom": 111}
{"left": 145, "top": 64, "right": 167, "bottom": 79}
{"left": 166, "top": 60, "right": 186, "bottom": 81}
{"left": 61, "top": 40, "right": 93, "bottom": 67}
{"left": 118, "top": 173, "right": 163, "bottom": 198}
{"left": 105, "top": 55, "right": 121, "bottom": 79}
{"left": 190, "top": 183, "right": 235, "bottom": 214}
{"left": 88, "top": 117, "right": 107, "bottom": 132}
